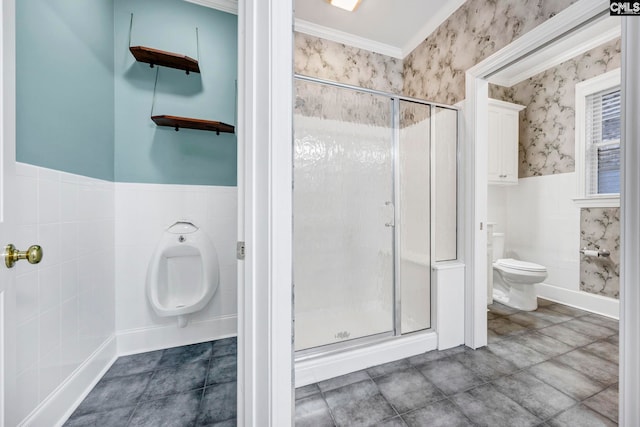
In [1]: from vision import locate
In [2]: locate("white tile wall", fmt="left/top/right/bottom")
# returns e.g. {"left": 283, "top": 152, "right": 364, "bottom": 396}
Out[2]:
{"left": 13, "top": 163, "right": 115, "bottom": 422}
{"left": 503, "top": 173, "right": 581, "bottom": 291}
{"left": 114, "top": 183, "right": 237, "bottom": 335}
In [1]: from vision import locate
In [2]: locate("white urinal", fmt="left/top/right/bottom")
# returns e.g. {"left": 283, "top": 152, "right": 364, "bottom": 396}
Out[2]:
{"left": 146, "top": 221, "right": 219, "bottom": 327}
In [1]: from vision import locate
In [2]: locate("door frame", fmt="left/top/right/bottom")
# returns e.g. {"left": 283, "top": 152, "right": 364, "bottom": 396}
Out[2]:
{"left": 465, "top": 0, "right": 640, "bottom": 422}
{"left": 237, "top": 0, "right": 293, "bottom": 425}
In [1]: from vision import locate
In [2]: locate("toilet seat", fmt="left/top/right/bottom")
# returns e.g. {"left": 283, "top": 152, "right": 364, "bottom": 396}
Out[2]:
{"left": 495, "top": 258, "right": 546, "bottom": 273}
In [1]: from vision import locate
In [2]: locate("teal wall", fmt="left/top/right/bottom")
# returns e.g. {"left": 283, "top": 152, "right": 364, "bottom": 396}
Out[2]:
{"left": 16, "top": 0, "right": 115, "bottom": 181}
{"left": 114, "top": 0, "right": 237, "bottom": 186}
{"left": 16, "top": 0, "right": 237, "bottom": 186}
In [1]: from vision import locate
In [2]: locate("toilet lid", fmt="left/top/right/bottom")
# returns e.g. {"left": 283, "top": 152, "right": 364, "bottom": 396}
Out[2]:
{"left": 496, "top": 258, "right": 546, "bottom": 272}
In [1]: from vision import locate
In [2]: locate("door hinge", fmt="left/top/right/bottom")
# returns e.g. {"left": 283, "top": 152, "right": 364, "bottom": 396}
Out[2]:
{"left": 237, "top": 241, "right": 245, "bottom": 260}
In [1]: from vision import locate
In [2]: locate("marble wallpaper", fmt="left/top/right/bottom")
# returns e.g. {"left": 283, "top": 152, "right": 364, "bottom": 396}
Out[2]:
{"left": 490, "top": 38, "right": 621, "bottom": 178}
{"left": 294, "top": 32, "right": 403, "bottom": 93}
{"left": 403, "top": 0, "right": 577, "bottom": 104}
{"left": 580, "top": 208, "right": 620, "bottom": 299}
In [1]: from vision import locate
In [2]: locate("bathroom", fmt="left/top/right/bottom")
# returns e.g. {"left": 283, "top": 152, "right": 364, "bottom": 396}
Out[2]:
{"left": 1, "top": 0, "right": 639, "bottom": 425}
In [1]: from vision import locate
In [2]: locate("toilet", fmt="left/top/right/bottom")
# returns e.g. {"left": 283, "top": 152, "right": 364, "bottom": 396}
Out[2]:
{"left": 146, "top": 221, "right": 219, "bottom": 327}
{"left": 492, "top": 232, "right": 547, "bottom": 311}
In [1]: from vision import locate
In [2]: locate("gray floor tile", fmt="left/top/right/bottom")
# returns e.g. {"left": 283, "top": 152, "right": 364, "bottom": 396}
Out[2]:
{"left": 507, "top": 312, "right": 553, "bottom": 329}
{"left": 317, "top": 370, "right": 370, "bottom": 393}
{"left": 488, "top": 317, "right": 528, "bottom": 336}
{"left": 206, "top": 420, "right": 236, "bottom": 427}
{"left": 451, "top": 384, "right": 542, "bottom": 427}
{"left": 580, "top": 314, "right": 619, "bottom": 331}
{"left": 143, "top": 360, "right": 208, "bottom": 399}
{"left": 547, "top": 404, "right": 617, "bottom": 427}
{"left": 529, "top": 307, "right": 573, "bottom": 324}
{"left": 211, "top": 338, "right": 237, "bottom": 358}
{"left": 545, "top": 303, "right": 589, "bottom": 318}
{"left": 373, "top": 367, "right": 444, "bottom": 414}
{"left": 492, "top": 371, "right": 576, "bottom": 420}
{"left": 584, "top": 385, "right": 618, "bottom": 422}
{"left": 418, "top": 358, "right": 484, "bottom": 396}
{"left": 323, "top": 379, "right": 397, "bottom": 427}
{"left": 296, "top": 383, "right": 321, "bottom": 400}
{"left": 158, "top": 342, "right": 213, "bottom": 368}
{"left": 488, "top": 311, "right": 501, "bottom": 320}
{"left": 608, "top": 333, "right": 619, "bottom": 345}
{"left": 402, "top": 399, "right": 473, "bottom": 427}
{"left": 537, "top": 324, "right": 595, "bottom": 347}
{"left": 511, "top": 332, "right": 573, "bottom": 357}
{"left": 197, "top": 382, "right": 237, "bottom": 425}
{"left": 561, "top": 319, "right": 617, "bottom": 340}
{"left": 488, "top": 328, "right": 504, "bottom": 344}
{"left": 377, "top": 416, "right": 407, "bottom": 426}
{"left": 103, "top": 350, "right": 164, "bottom": 379}
{"left": 583, "top": 340, "right": 619, "bottom": 364}
{"left": 295, "top": 394, "right": 335, "bottom": 427}
{"left": 367, "top": 358, "right": 411, "bottom": 378}
{"left": 537, "top": 298, "right": 555, "bottom": 307}
{"left": 207, "top": 355, "right": 237, "bottom": 385}
{"left": 129, "top": 389, "right": 202, "bottom": 427}
{"left": 488, "top": 302, "right": 520, "bottom": 316}
{"left": 487, "top": 339, "right": 548, "bottom": 369}
{"left": 453, "top": 347, "right": 519, "bottom": 381}
{"left": 555, "top": 349, "right": 618, "bottom": 385}
{"left": 73, "top": 372, "right": 153, "bottom": 415}
{"left": 407, "top": 346, "right": 466, "bottom": 367}
{"left": 64, "top": 406, "right": 135, "bottom": 426}
{"left": 528, "top": 360, "right": 606, "bottom": 400}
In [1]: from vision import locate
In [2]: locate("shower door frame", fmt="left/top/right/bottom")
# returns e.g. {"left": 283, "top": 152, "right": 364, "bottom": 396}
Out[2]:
{"left": 293, "top": 74, "right": 457, "bottom": 358}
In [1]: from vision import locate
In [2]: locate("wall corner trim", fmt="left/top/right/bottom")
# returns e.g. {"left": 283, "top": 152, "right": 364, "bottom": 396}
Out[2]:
{"left": 18, "top": 336, "right": 118, "bottom": 427}
{"left": 183, "top": 0, "right": 238, "bottom": 15}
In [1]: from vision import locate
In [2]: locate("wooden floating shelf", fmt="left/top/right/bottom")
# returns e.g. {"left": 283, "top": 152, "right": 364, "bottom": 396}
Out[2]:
{"left": 152, "top": 115, "right": 235, "bottom": 135}
{"left": 130, "top": 46, "right": 200, "bottom": 74}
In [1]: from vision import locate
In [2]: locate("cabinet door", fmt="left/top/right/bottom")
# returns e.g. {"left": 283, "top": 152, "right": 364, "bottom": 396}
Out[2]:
{"left": 501, "top": 110, "right": 519, "bottom": 183}
{"left": 487, "top": 108, "right": 502, "bottom": 182}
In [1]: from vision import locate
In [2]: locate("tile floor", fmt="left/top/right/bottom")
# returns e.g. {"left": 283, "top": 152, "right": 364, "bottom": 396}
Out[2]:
{"left": 64, "top": 337, "right": 237, "bottom": 426}
{"left": 295, "top": 299, "right": 619, "bottom": 426}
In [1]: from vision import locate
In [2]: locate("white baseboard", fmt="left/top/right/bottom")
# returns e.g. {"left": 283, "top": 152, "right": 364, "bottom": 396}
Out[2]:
{"left": 117, "top": 315, "right": 237, "bottom": 356}
{"left": 18, "top": 336, "right": 117, "bottom": 427}
{"left": 295, "top": 332, "right": 437, "bottom": 388}
{"left": 536, "top": 283, "right": 619, "bottom": 319}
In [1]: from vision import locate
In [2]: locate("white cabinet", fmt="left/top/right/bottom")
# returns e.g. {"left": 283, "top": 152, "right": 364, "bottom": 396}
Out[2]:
{"left": 488, "top": 99, "right": 525, "bottom": 185}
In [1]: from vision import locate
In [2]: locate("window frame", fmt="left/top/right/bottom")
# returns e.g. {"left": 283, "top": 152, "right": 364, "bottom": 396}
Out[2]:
{"left": 574, "top": 68, "right": 621, "bottom": 208}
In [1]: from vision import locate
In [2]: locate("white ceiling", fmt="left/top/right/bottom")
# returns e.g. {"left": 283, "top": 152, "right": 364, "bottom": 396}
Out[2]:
{"left": 294, "top": 0, "right": 467, "bottom": 58}
{"left": 185, "top": 0, "right": 466, "bottom": 59}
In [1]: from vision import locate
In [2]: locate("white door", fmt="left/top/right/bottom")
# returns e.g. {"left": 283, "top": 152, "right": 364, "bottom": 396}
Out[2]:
{"left": 2, "top": 1, "right": 34, "bottom": 425}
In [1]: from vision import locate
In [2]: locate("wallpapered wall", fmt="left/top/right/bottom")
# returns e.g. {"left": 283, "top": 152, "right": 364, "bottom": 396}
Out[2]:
{"left": 402, "top": 0, "right": 577, "bottom": 104}
{"left": 294, "top": 32, "right": 403, "bottom": 93}
{"left": 489, "top": 38, "right": 621, "bottom": 178}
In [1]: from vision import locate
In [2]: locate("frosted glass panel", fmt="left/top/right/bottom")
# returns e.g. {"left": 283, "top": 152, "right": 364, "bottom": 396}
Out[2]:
{"left": 434, "top": 107, "right": 458, "bottom": 261}
{"left": 399, "top": 101, "right": 431, "bottom": 334}
{"left": 294, "top": 80, "right": 394, "bottom": 351}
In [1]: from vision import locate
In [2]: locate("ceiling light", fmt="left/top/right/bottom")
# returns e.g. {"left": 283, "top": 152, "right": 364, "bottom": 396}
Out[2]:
{"left": 328, "top": 0, "right": 362, "bottom": 12}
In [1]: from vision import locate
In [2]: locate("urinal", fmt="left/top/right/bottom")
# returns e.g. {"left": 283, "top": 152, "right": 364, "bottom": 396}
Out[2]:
{"left": 146, "top": 221, "right": 219, "bottom": 327}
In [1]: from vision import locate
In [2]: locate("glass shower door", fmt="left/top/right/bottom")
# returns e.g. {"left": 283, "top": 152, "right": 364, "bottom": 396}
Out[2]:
{"left": 293, "top": 80, "right": 395, "bottom": 351}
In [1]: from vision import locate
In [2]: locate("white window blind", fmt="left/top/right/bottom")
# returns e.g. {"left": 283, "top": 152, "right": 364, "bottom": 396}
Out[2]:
{"left": 585, "top": 87, "right": 621, "bottom": 196}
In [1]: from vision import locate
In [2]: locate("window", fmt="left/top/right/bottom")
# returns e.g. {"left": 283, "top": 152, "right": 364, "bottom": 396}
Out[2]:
{"left": 574, "top": 69, "right": 621, "bottom": 207}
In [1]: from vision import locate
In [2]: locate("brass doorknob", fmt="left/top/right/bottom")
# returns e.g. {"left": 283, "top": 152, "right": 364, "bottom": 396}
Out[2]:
{"left": 4, "top": 244, "right": 43, "bottom": 269}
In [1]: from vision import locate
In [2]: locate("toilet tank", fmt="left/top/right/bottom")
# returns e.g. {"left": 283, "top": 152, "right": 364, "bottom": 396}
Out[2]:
{"left": 492, "top": 232, "right": 505, "bottom": 261}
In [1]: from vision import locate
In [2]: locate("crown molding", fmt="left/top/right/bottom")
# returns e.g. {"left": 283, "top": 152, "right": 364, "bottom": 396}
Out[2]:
{"left": 184, "top": 0, "right": 238, "bottom": 15}
{"left": 401, "top": 0, "right": 466, "bottom": 58}
{"left": 294, "top": 19, "right": 403, "bottom": 59}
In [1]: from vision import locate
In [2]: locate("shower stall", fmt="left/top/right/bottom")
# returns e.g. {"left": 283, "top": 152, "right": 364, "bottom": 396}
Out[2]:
{"left": 293, "top": 75, "right": 458, "bottom": 382}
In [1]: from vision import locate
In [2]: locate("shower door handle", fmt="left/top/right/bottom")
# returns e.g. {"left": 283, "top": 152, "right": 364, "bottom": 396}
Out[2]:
{"left": 384, "top": 201, "right": 395, "bottom": 227}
